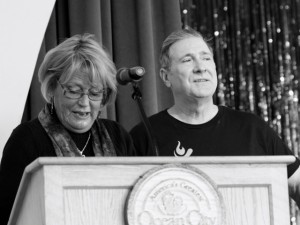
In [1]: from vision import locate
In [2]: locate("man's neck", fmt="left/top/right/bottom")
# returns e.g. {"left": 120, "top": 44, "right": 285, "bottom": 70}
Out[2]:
{"left": 167, "top": 101, "right": 218, "bottom": 125}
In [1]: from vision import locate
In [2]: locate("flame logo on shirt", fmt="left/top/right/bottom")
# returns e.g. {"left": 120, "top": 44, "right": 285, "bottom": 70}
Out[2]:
{"left": 174, "top": 141, "right": 193, "bottom": 157}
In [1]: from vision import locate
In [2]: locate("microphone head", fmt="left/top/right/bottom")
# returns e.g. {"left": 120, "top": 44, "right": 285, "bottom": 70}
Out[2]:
{"left": 116, "top": 66, "right": 145, "bottom": 85}
{"left": 131, "top": 67, "right": 145, "bottom": 77}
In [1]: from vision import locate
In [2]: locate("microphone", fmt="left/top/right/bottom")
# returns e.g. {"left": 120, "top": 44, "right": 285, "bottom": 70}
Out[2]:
{"left": 116, "top": 66, "right": 145, "bottom": 85}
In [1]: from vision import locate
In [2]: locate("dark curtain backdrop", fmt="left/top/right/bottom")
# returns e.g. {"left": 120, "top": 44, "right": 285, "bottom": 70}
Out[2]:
{"left": 22, "top": 0, "right": 181, "bottom": 131}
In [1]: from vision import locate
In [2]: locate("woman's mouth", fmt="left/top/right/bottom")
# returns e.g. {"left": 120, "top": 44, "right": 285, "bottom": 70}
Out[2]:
{"left": 73, "top": 111, "right": 90, "bottom": 118}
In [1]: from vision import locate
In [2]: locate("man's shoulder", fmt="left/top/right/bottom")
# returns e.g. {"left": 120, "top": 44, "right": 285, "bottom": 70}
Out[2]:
{"left": 219, "top": 106, "right": 273, "bottom": 135}
{"left": 220, "top": 105, "right": 263, "bottom": 121}
{"left": 130, "top": 110, "right": 169, "bottom": 133}
{"left": 148, "top": 109, "right": 169, "bottom": 122}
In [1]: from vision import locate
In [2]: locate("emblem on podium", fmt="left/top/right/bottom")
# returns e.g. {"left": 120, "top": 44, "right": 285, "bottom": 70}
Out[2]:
{"left": 127, "top": 164, "right": 225, "bottom": 225}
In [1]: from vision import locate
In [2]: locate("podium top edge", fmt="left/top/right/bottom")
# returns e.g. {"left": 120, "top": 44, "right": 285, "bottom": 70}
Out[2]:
{"left": 25, "top": 156, "right": 296, "bottom": 171}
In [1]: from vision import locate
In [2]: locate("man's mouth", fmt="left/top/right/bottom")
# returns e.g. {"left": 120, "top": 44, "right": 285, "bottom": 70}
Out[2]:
{"left": 194, "top": 79, "right": 208, "bottom": 82}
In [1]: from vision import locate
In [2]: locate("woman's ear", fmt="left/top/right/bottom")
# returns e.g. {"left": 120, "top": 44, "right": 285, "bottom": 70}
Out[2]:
{"left": 101, "top": 88, "right": 111, "bottom": 106}
{"left": 159, "top": 68, "right": 171, "bottom": 88}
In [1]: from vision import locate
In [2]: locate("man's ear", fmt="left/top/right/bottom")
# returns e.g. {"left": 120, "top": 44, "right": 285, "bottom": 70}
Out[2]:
{"left": 159, "top": 68, "right": 171, "bottom": 88}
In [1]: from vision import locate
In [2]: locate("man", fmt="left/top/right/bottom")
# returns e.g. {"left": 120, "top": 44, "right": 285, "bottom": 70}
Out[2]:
{"left": 130, "top": 28, "right": 300, "bottom": 207}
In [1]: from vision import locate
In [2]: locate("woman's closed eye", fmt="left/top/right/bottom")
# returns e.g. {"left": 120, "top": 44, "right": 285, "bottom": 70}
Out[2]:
{"left": 68, "top": 90, "right": 82, "bottom": 95}
{"left": 67, "top": 86, "right": 82, "bottom": 92}
{"left": 89, "top": 90, "right": 103, "bottom": 97}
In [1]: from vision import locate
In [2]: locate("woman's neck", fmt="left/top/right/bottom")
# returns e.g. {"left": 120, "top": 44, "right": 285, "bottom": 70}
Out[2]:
{"left": 68, "top": 130, "right": 91, "bottom": 150}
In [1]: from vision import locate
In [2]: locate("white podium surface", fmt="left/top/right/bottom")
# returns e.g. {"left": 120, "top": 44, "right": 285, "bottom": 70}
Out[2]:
{"left": 9, "top": 156, "right": 294, "bottom": 225}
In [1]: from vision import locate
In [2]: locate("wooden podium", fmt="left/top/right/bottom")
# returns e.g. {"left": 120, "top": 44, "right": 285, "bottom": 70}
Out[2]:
{"left": 8, "top": 156, "right": 294, "bottom": 225}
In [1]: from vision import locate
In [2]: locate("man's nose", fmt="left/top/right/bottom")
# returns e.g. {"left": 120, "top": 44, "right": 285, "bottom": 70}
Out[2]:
{"left": 193, "top": 59, "right": 206, "bottom": 73}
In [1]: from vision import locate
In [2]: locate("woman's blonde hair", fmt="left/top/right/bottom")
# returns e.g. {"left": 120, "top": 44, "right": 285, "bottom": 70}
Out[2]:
{"left": 38, "top": 33, "right": 117, "bottom": 105}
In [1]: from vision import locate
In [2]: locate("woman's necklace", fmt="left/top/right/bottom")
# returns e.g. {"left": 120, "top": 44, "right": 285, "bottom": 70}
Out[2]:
{"left": 77, "top": 132, "right": 91, "bottom": 157}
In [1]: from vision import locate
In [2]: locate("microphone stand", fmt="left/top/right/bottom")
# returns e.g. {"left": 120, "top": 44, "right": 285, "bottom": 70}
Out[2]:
{"left": 131, "top": 82, "right": 159, "bottom": 156}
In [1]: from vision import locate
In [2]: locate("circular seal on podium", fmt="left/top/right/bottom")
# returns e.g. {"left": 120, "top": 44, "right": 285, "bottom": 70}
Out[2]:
{"left": 127, "top": 164, "right": 225, "bottom": 225}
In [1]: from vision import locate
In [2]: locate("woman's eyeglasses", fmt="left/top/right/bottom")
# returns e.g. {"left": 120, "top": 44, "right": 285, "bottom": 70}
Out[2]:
{"left": 57, "top": 81, "right": 107, "bottom": 101}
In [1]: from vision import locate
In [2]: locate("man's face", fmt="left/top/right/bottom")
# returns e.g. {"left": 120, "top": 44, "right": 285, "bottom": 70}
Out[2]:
{"left": 162, "top": 37, "right": 217, "bottom": 102}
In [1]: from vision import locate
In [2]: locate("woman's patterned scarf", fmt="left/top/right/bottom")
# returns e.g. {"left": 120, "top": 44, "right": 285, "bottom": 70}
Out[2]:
{"left": 38, "top": 104, "right": 116, "bottom": 157}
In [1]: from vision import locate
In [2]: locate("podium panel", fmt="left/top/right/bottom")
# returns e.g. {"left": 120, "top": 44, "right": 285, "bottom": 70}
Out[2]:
{"left": 8, "top": 156, "right": 294, "bottom": 225}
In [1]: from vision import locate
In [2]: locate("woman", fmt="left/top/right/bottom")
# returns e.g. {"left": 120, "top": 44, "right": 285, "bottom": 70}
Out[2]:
{"left": 0, "top": 33, "right": 135, "bottom": 224}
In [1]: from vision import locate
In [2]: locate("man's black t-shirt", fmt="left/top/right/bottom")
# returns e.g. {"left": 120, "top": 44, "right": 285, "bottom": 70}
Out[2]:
{"left": 130, "top": 106, "right": 300, "bottom": 177}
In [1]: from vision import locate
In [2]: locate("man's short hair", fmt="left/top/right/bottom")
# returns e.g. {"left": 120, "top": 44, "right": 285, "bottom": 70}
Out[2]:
{"left": 159, "top": 28, "right": 213, "bottom": 70}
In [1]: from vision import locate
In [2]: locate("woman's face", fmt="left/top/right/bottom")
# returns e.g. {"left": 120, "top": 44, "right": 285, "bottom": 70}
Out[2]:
{"left": 53, "top": 73, "right": 103, "bottom": 133}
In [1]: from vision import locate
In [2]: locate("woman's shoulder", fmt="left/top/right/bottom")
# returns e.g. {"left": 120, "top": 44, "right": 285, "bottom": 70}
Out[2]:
{"left": 2, "top": 118, "right": 51, "bottom": 164}
{"left": 4, "top": 118, "right": 50, "bottom": 152}
{"left": 98, "top": 119, "right": 130, "bottom": 137}
{"left": 10, "top": 118, "right": 44, "bottom": 140}
{"left": 98, "top": 119, "right": 135, "bottom": 156}
{"left": 100, "top": 118, "right": 124, "bottom": 130}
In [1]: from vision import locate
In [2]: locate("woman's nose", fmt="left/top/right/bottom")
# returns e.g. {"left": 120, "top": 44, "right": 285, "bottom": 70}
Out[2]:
{"left": 78, "top": 93, "right": 90, "bottom": 106}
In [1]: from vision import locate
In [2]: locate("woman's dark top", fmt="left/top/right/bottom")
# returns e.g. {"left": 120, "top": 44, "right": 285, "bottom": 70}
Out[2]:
{"left": 0, "top": 118, "right": 135, "bottom": 225}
